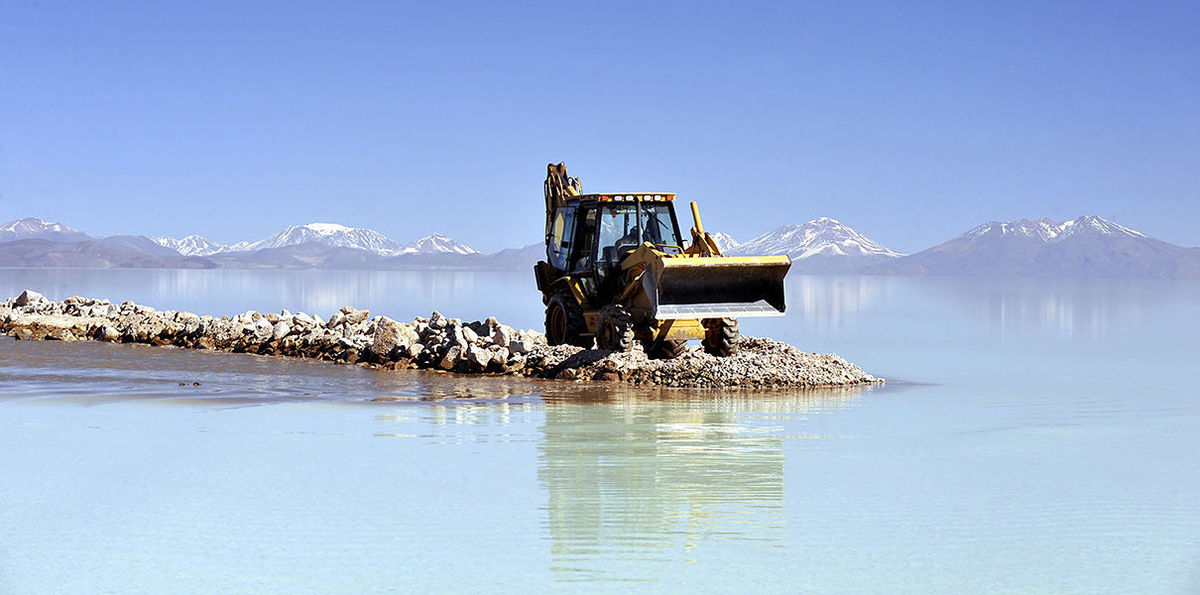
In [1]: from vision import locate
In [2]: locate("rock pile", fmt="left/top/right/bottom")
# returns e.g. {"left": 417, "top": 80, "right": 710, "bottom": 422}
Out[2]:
{"left": 0, "top": 290, "right": 881, "bottom": 389}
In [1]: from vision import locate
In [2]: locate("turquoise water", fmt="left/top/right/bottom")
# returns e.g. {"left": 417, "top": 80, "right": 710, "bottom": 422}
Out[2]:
{"left": 1, "top": 270, "right": 1198, "bottom": 593}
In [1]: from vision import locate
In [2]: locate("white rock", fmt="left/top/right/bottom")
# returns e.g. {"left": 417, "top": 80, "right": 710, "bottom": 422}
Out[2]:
{"left": 430, "top": 311, "right": 448, "bottom": 329}
{"left": 327, "top": 311, "right": 345, "bottom": 329}
{"left": 450, "top": 326, "right": 468, "bottom": 351}
{"left": 14, "top": 290, "right": 46, "bottom": 307}
{"left": 490, "top": 347, "right": 509, "bottom": 367}
{"left": 492, "top": 325, "right": 513, "bottom": 347}
{"left": 467, "top": 345, "right": 490, "bottom": 370}
{"left": 253, "top": 318, "right": 273, "bottom": 341}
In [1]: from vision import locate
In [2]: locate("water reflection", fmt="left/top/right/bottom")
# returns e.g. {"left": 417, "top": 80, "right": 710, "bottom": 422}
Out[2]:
{"left": 535, "top": 386, "right": 863, "bottom": 584}
{"left": 786, "top": 275, "right": 891, "bottom": 332}
{"left": 8, "top": 268, "right": 1197, "bottom": 344}
{"left": 0, "top": 268, "right": 543, "bottom": 326}
{"left": 916, "top": 277, "right": 1200, "bottom": 340}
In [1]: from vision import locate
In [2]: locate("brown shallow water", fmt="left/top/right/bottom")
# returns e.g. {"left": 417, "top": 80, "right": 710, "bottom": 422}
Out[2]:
{"left": 0, "top": 335, "right": 869, "bottom": 406}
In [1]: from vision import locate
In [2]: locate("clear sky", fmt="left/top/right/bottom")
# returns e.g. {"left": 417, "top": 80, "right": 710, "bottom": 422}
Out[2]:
{"left": 1, "top": 1, "right": 1196, "bottom": 253}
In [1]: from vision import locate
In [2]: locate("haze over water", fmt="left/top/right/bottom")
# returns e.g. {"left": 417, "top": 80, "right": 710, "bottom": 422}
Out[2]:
{"left": 2, "top": 269, "right": 1198, "bottom": 593}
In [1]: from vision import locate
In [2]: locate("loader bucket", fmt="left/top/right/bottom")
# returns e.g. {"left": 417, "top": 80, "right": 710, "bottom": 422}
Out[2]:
{"left": 642, "top": 255, "right": 792, "bottom": 320}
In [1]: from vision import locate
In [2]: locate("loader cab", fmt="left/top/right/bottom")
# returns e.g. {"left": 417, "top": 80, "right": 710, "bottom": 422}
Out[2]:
{"left": 596, "top": 201, "right": 684, "bottom": 267}
{"left": 545, "top": 195, "right": 683, "bottom": 297}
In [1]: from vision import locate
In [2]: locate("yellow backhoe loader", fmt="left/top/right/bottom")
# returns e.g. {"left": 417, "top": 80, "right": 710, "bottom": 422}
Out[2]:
{"left": 533, "top": 163, "right": 792, "bottom": 358}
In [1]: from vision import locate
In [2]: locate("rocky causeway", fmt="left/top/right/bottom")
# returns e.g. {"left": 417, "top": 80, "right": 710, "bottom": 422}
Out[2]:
{"left": 0, "top": 290, "right": 881, "bottom": 389}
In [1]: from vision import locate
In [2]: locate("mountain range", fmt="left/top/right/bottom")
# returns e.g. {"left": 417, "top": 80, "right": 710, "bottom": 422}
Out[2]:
{"left": 149, "top": 222, "right": 478, "bottom": 257}
{"left": 864, "top": 216, "right": 1200, "bottom": 278}
{"left": 0, "top": 218, "right": 489, "bottom": 269}
{"left": 2, "top": 215, "right": 1197, "bottom": 277}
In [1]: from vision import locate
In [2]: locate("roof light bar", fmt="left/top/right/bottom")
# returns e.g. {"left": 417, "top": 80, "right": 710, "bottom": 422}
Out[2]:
{"left": 589, "top": 193, "right": 676, "bottom": 202}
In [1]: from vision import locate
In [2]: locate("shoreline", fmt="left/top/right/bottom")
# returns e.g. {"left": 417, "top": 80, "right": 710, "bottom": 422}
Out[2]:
{"left": 1, "top": 290, "right": 882, "bottom": 389}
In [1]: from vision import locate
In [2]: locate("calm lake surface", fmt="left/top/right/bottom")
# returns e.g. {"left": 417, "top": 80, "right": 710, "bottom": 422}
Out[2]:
{"left": 1, "top": 268, "right": 1198, "bottom": 593}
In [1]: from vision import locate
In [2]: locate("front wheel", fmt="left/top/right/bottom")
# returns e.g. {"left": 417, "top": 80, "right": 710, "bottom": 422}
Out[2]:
{"left": 702, "top": 318, "right": 740, "bottom": 357}
{"left": 596, "top": 305, "right": 634, "bottom": 351}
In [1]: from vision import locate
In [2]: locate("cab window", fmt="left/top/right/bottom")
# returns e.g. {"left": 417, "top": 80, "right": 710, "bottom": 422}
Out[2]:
{"left": 548, "top": 206, "right": 576, "bottom": 270}
{"left": 597, "top": 203, "right": 682, "bottom": 264}
{"left": 571, "top": 207, "right": 597, "bottom": 272}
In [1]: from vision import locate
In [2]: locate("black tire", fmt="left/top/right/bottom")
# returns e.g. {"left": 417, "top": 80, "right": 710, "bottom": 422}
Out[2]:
{"left": 643, "top": 338, "right": 687, "bottom": 359}
{"left": 596, "top": 305, "right": 634, "bottom": 351}
{"left": 545, "top": 291, "right": 593, "bottom": 348}
{"left": 702, "top": 318, "right": 740, "bottom": 357}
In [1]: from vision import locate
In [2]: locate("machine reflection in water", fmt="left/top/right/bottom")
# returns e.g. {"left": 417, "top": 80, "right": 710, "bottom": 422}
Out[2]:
{"left": 367, "top": 380, "right": 868, "bottom": 585}
{"left": 535, "top": 385, "right": 864, "bottom": 584}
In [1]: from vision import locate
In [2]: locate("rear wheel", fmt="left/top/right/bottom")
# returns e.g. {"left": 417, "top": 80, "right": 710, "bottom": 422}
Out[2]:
{"left": 643, "top": 338, "right": 687, "bottom": 359}
{"left": 596, "top": 305, "right": 634, "bottom": 351}
{"left": 545, "top": 291, "right": 593, "bottom": 348}
{"left": 702, "top": 318, "right": 740, "bottom": 357}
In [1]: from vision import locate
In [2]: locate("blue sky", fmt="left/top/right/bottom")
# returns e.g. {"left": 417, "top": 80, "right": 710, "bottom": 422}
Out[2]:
{"left": 1, "top": 1, "right": 1196, "bottom": 253}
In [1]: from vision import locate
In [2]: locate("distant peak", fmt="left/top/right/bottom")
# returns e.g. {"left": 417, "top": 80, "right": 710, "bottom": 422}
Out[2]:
{"left": 1059, "top": 215, "right": 1147, "bottom": 239}
{"left": 0, "top": 217, "right": 84, "bottom": 239}
{"left": 400, "top": 232, "right": 479, "bottom": 255}
{"left": 2, "top": 217, "right": 75, "bottom": 230}
{"left": 1071, "top": 215, "right": 1110, "bottom": 226}
{"left": 302, "top": 222, "right": 353, "bottom": 234}
{"left": 732, "top": 217, "right": 902, "bottom": 259}
{"left": 965, "top": 215, "right": 1148, "bottom": 241}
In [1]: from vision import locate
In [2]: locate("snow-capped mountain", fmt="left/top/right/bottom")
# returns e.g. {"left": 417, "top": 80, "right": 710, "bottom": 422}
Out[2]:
{"left": 0, "top": 217, "right": 90, "bottom": 243}
{"left": 395, "top": 233, "right": 479, "bottom": 255}
{"left": 733, "top": 217, "right": 901, "bottom": 259}
{"left": 140, "top": 223, "right": 482, "bottom": 265}
{"left": 867, "top": 215, "right": 1200, "bottom": 278}
{"left": 962, "top": 216, "right": 1148, "bottom": 243}
{"left": 6, "top": 212, "right": 1194, "bottom": 276}
{"left": 730, "top": 217, "right": 902, "bottom": 272}
{"left": 709, "top": 232, "right": 740, "bottom": 253}
{"left": 152, "top": 235, "right": 227, "bottom": 257}
{"left": 212, "top": 224, "right": 478, "bottom": 260}
{"left": 229, "top": 223, "right": 405, "bottom": 256}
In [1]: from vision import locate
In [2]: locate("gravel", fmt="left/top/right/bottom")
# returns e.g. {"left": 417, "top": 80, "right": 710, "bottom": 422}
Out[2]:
{"left": 0, "top": 290, "right": 881, "bottom": 389}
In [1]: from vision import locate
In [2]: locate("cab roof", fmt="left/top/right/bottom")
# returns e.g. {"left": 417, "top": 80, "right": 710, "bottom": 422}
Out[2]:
{"left": 569, "top": 193, "right": 676, "bottom": 203}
